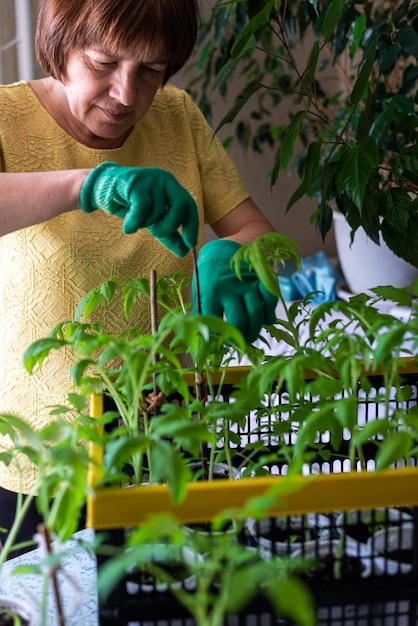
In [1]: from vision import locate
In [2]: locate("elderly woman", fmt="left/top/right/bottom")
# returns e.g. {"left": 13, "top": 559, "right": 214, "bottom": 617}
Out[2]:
{"left": 0, "top": 0, "right": 277, "bottom": 551}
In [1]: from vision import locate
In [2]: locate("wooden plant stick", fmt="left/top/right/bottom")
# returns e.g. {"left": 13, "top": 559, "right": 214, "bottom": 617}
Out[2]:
{"left": 192, "top": 249, "right": 209, "bottom": 477}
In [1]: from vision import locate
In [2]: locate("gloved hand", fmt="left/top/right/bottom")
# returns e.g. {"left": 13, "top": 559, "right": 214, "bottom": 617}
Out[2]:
{"left": 80, "top": 162, "right": 199, "bottom": 258}
{"left": 193, "top": 240, "right": 278, "bottom": 343}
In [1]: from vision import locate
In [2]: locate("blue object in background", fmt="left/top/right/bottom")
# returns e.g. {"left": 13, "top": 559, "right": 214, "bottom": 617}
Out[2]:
{"left": 279, "top": 252, "right": 342, "bottom": 303}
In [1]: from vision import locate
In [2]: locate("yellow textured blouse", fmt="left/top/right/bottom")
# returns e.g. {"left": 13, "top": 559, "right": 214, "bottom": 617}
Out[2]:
{"left": 0, "top": 81, "right": 249, "bottom": 492}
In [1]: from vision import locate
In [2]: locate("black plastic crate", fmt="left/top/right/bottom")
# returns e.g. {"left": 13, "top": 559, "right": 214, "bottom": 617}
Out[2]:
{"left": 88, "top": 368, "right": 418, "bottom": 625}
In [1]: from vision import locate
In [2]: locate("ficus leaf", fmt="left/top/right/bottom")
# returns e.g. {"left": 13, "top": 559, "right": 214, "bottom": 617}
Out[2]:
{"left": 349, "top": 40, "right": 377, "bottom": 107}
{"left": 230, "top": 0, "right": 273, "bottom": 58}
{"left": 303, "top": 139, "right": 321, "bottom": 196}
{"left": 321, "top": 0, "right": 345, "bottom": 41}
{"left": 279, "top": 111, "right": 308, "bottom": 171}
{"left": 334, "top": 138, "right": 379, "bottom": 211}
{"left": 215, "top": 81, "right": 264, "bottom": 132}
{"left": 212, "top": 35, "right": 257, "bottom": 91}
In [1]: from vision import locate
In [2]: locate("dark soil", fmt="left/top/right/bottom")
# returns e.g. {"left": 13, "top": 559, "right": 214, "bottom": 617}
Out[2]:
{"left": 344, "top": 522, "right": 374, "bottom": 544}
{"left": 187, "top": 519, "right": 234, "bottom": 533}
{"left": 261, "top": 525, "right": 320, "bottom": 544}
{"left": 127, "top": 561, "right": 191, "bottom": 589}
{"left": 300, "top": 553, "right": 365, "bottom": 582}
{"left": 381, "top": 549, "right": 413, "bottom": 564}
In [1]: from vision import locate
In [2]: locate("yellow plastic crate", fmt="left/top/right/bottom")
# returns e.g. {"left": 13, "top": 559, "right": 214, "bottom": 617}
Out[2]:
{"left": 86, "top": 364, "right": 418, "bottom": 530}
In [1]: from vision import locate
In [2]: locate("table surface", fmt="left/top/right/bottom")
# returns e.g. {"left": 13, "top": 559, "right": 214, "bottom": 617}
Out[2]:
{"left": 0, "top": 529, "right": 97, "bottom": 626}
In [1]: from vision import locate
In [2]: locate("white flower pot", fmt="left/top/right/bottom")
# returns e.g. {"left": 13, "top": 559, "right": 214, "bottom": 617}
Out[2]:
{"left": 335, "top": 508, "right": 413, "bottom": 546}
{"left": 333, "top": 211, "right": 418, "bottom": 294}
{"left": 368, "top": 523, "right": 414, "bottom": 575}
{"left": 0, "top": 596, "right": 34, "bottom": 625}
{"left": 188, "top": 461, "right": 241, "bottom": 481}
{"left": 246, "top": 513, "right": 330, "bottom": 556}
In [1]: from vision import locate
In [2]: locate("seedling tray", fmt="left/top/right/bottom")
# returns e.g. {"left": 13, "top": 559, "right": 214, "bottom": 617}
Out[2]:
{"left": 87, "top": 364, "right": 418, "bottom": 626}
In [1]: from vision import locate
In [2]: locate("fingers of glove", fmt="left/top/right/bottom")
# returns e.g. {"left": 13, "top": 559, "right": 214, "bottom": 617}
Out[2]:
{"left": 238, "top": 282, "right": 278, "bottom": 340}
{"left": 223, "top": 281, "right": 278, "bottom": 344}
{"left": 93, "top": 165, "right": 181, "bottom": 229}
{"left": 245, "top": 293, "right": 267, "bottom": 343}
{"left": 147, "top": 178, "right": 198, "bottom": 249}
{"left": 221, "top": 294, "right": 255, "bottom": 343}
{"left": 259, "top": 283, "right": 279, "bottom": 325}
{"left": 148, "top": 231, "right": 190, "bottom": 258}
{"left": 164, "top": 176, "right": 199, "bottom": 249}
{"left": 122, "top": 177, "right": 165, "bottom": 232}
{"left": 194, "top": 284, "right": 226, "bottom": 318}
{"left": 123, "top": 171, "right": 198, "bottom": 250}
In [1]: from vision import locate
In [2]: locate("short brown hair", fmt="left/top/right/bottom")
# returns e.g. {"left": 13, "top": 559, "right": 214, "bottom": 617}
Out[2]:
{"left": 35, "top": 0, "right": 199, "bottom": 84}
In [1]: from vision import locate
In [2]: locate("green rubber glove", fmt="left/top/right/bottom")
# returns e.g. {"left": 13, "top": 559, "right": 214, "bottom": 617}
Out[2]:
{"left": 193, "top": 240, "right": 278, "bottom": 343}
{"left": 80, "top": 162, "right": 199, "bottom": 258}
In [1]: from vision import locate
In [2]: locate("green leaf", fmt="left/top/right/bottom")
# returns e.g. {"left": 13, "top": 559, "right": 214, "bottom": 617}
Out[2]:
{"left": 391, "top": 144, "right": 418, "bottom": 179}
{"left": 301, "top": 41, "right": 319, "bottom": 93}
{"left": 215, "top": 81, "right": 264, "bottom": 132}
{"left": 308, "top": 0, "right": 319, "bottom": 15}
{"left": 373, "top": 327, "right": 409, "bottom": 367}
{"left": 376, "top": 431, "right": 413, "bottom": 471}
{"left": 349, "top": 40, "right": 377, "bottom": 107}
{"left": 279, "top": 111, "right": 307, "bottom": 171}
{"left": 247, "top": 242, "right": 282, "bottom": 296}
{"left": 334, "top": 138, "right": 379, "bottom": 211}
{"left": 265, "top": 575, "right": 315, "bottom": 626}
{"left": 225, "top": 563, "right": 260, "bottom": 612}
{"left": 371, "top": 286, "right": 413, "bottom": 307}
{"left": 23, "top": 337, "right": 67, "bottom": 374}
{"left": 350, "top": 14, "right": 367, "bottom": 57}
{"left": 351, "top": 418, "right": 390, "bottom": 449}
{"left": 398, "top": 24, "right": 418, "bottom": 57}
{"left": 382, "top": 210, "right": 418, "bottom": 268}
{"left": 369, "top": 101, "right": 394, "bottom": 146}
{"left": 212, "top": 35, "right": 257, "bottom": 91}
{"left": 150, "top": 441, "right": 191, "bottom": 503}
{"left": 104, "top": 435, "right": 149, "bottom": 473}
{"left": 303, "top": 140, "right": 321, "bottom": 196}
{"left": 0, "top": 414, "right": 41, "bottom": 448}
{"left": 321, "top": 0, "right": 345, "bottom": 41}
{"left": 286, "top": 181, "right": 307, "bottom": 211}
{"left": 230, "top": 0, "right": 273, "bottom": 58}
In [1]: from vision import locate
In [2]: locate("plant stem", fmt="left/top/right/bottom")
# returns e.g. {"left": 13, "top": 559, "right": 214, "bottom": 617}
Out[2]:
{"left": 37, "top": 523, "right": 66, "bottom": 626}
{"left": 0, "top": 488, "right": 37, "bottom": 566}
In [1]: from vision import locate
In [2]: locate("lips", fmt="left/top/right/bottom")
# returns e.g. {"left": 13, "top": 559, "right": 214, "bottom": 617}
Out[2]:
{"left": 101, "top": 107, "right": 132, "bottom": 120}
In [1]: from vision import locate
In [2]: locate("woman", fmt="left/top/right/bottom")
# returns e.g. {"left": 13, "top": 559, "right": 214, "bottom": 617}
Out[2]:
{"left": 0, "top": 0, "right": 277, "bottom": 551}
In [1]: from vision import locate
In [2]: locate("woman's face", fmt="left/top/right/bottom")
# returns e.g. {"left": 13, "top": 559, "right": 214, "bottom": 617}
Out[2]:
{"left": 60, "top": 46, "right": 167, "bottom": 148}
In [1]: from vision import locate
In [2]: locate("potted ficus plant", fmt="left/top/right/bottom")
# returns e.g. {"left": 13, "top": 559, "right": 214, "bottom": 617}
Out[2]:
{"left": 188, "top": 0, "right": 418, "bottom": 291}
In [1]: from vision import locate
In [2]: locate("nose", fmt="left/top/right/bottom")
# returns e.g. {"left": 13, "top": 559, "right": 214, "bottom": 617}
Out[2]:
{"left": 108, "top": 70, "right": 137, "bottom": 107}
